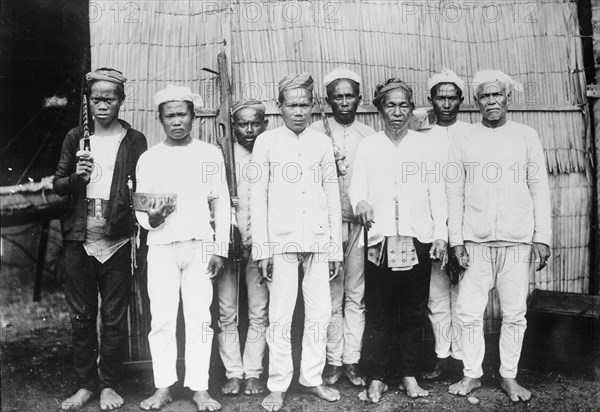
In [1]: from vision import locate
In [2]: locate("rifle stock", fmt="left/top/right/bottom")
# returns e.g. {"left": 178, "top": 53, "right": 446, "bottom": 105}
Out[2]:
{"left": 215, "top": 52, "right": 241, "bottom": 260}
{"left": 313, "top": 90, "right": 347, "bottom": 176}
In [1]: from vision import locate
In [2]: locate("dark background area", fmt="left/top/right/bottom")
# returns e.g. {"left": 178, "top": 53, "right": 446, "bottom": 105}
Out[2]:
{"left": 0, "top": 0, "right": 89, "bottom": 186}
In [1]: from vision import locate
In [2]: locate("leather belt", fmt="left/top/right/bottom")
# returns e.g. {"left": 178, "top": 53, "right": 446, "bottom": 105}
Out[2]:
{"left": 86, "top": 198, "right": 109, "bottom": 219}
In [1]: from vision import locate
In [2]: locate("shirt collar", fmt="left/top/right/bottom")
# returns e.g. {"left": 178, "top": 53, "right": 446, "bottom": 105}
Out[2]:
{"left": 234, "top": 141, "right": 251, "bottom": 156}
{"left": 282, "top": 125, "right": 310, "bottom": 139}
{"left": 331, "top": 118, "right": 355, "bottom": 129}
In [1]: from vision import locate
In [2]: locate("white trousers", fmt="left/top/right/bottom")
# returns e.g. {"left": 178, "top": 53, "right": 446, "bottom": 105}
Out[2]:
{"left": 267, "top": 252, "right": 331, "bottom": 392}
{"left": 326, "top": 222, "right": 365, "bottom": 366}
{"left": 428, "top": 260, "right": 462, "bottom": 360}
{"left": 217, "top": 258, "right": 269, "bottom": 379}
{"left": 456, "top": 243, "right": 531, "bottom": 379}
{"left": 147, "top": 240, "right": 214, "bottom": 391}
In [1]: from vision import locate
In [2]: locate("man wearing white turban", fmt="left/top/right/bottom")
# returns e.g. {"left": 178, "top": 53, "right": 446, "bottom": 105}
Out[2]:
{"left": 446, "top": 70, "right": 551, "bottom": 402}
{"left": 421, "top": 68, "right": 471, "bottom": 380}
{"left": 217, "top": 99, "right": 270, "bottom": 397}
{"left": 136, "top": 85, "right": 230, "bottom": 411}
{"left": 252, "top": 73, "right": 343, "bottom": 411}
{"left": 311, "top": 67, "right": 375, "bottom": 388}
{"left": 352, "top": 78, "right": 447, "bottom": 403}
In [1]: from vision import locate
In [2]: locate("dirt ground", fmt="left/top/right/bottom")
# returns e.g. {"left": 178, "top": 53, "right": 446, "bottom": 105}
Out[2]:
{"left": 1, "top": 225, "right": 599, "bottom": 412}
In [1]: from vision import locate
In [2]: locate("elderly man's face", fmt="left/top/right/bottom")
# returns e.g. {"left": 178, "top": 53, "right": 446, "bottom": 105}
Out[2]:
{"left": 327, "top": 79, "right": 361, "bottom": 125}
{"left": 279, "top": 88, "right": 313, "bottom": 134}
{"left": 429, "top": 83, "right": 463, "bottom": 126}
{"left": 475, "top": 82, "right": 509, "bottom": 124}
{"left": 233, "top": 108, "right": 268, "bottom": 151}
{"left": 89, "top": 81, "right": 122, "bottom": 125}
{"left": 380, "top": 88, "right": 413, "bottom": 133}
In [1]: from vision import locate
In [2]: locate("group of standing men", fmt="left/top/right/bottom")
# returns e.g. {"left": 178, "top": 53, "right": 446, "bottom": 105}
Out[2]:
{"left": 54, "top": 65, "right": 551, "bottom": 411}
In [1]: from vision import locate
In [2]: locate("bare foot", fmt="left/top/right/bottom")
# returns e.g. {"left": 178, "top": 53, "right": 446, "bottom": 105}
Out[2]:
{"left": 221, "top": 377, "right": 243, "bottom": 396}
{"left": 402, "top": 376, "right": 429, "bottom": 398}
{"left": 344, "top": 363, "right": 366, "bottom": 387}
{"left": 322, "top": 363, "right": 343, "bottom": 385}
{"left": 423, "top": 357, "right": 449, "bottom": 380}
{"left": 140, "top": 387, "right": 173, "bottom": 410}
{"left": 262, "top": 391, "right": 285, "bottom": 412}
{"left": 448, "top": 376, "right": 481, "bottom": 396}
{"left": 501, "top": 378, "right": 531, "bottom": 402}
{"left": 244, "top": 377, "right": 266, "bottom": 395}
{"left": 193, "top": 390, "right": 221, "bottom": 411}
{"left": 100, "top": 388, "right": 124, "bottom": 410}
{"left": 61, "top": 388, "right": 93, "bottom": 410}
{"left": 299, "top": 384, "right": 340, "bottom": 402}
{"left": 358, "top": 380, "right": 388, "bottom": 403}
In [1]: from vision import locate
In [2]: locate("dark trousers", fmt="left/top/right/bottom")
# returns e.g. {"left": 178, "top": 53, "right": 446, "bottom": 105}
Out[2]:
{"left": 364, "top": 238, "right": 432, "bottom": 381}
{"left": 64, "top": 241, "right": 131, "bottom": 391}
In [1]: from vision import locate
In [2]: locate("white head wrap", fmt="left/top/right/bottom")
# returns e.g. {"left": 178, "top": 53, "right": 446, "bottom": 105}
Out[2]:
{"left": 426, "top": 68, "right": 465, "bottom": 96}
{"left": 323, "top": 68, "right": 361, "bottom": 88}
{"left": 472, "top": 70, "right": 524, "bottom": 95}
{"left": 154, "top": 84, "right": 203, "bottom": 108}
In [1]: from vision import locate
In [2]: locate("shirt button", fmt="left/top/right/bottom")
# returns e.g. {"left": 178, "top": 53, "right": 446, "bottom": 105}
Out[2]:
{"left": 302, "top": 190, "right": 306, "bottom": 194}
{"left": 298, "top": 153, "right": 302, "bottom": 156}
{"left": 342, "top": 193, "right": 347, "bottom": 197}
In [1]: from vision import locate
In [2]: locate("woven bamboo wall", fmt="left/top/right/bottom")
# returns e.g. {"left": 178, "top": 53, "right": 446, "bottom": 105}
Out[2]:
{"left": 89, "top": 0, "right": 227, "bottom": 144}
{"left": 228, "top": 0, "right": 592, "bottom": 304}
{"left": 89, "top": 0, "right": 592, "bottom": 344}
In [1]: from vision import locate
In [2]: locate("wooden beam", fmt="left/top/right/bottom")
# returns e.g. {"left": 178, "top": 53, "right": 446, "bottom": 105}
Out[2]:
{"left": 196, "top": 103, "right": 584, "bottom": 117}
{"left": 591, "top": 0, "right": 600, "bottom": 295}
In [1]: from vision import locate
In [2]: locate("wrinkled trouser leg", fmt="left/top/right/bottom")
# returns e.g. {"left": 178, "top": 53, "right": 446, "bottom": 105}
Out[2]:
{"left": 496, "top": 244, "right": 531, "bottom": 379}
{"left": 342, "top": 223, "right": 365, "bottom": 365}
{"left": 217, "top": 260, "right": 243, "bottom": 379}
{"left": 267, "top": 253, "right": 330, "bottom": 392}
{"left": 64, "top": 241, "right": 130, "bottom": 391}
{"left": 428, "top": 260, "right": 461, "bottom": 360}
{"left": 242, "top": 259, "right": 269, "bottom": 379}
{"left": 147, "top": 241, "right": 214, "bottom": 390}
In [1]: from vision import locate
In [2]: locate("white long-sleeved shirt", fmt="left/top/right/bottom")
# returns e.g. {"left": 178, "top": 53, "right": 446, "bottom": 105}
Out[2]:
{"left": 419, "top": 121, "right": 472, "bottom": 166}
{"left": 135, "top": 139, "right": 230, "bottom": 257}
{"left": 446, "top": 121, "right": 552, "bottom": 247}
{"left": 234, "top": 141, "right": 254, "bottom": 247}
{"left": 310, "top": 119, "right": 376, "bottom": 222}
{"left": 349, "top": 130, "right": 448, "bottom": 246}
{"left": 250, "top": 126, "right": 343, "bottom": 261}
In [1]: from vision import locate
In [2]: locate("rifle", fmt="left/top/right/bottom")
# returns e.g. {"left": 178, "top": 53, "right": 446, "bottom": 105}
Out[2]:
{"left": 214, "top": 52, "right": 242, "bottom": 261}
{"left": 313, "top": 89, "right": 347, "bottom": 176}
{"left": 81, "top": 89, "right": 91, "bottom": 151}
